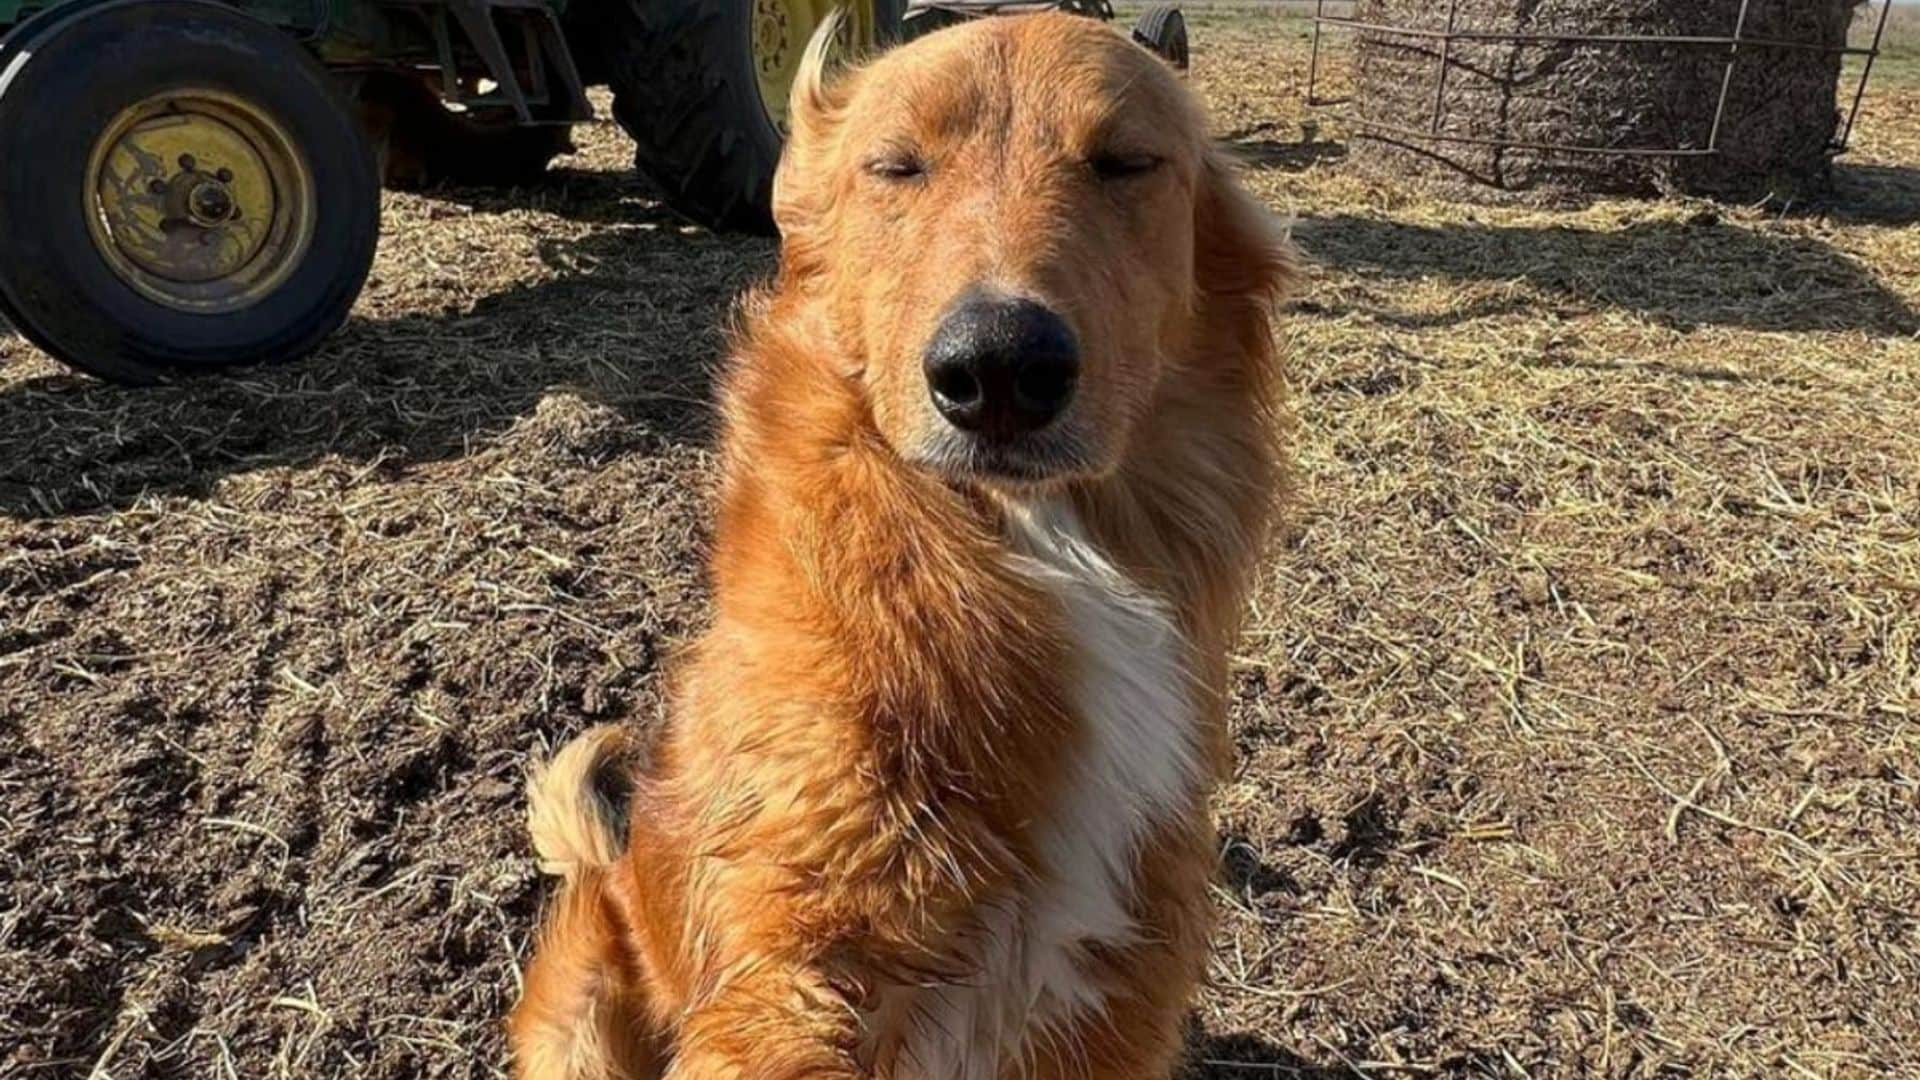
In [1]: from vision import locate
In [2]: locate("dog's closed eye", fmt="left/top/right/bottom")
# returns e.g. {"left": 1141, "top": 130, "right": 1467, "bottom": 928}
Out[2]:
{"left": 1089, "top": 152, "right": 1163, "bottom": 180}
{"left": 865, "top": 152, "right": 927, "bottom": 181}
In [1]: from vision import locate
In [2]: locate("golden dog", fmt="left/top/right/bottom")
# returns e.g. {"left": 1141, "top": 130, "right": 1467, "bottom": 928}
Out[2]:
{"left": 509, "top": 12, "right": 1294, "bottom": 1078}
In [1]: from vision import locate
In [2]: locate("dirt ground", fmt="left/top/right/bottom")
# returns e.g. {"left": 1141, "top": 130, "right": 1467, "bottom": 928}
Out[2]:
{"left": 3, "top": 10, "right": 1917, "bottom": 1079}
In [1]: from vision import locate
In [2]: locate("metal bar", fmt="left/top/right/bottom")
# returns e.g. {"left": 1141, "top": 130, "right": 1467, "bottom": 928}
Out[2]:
{"left": 523, "top": 18, "right": 547, "bottom": 107}
{"left": 430, "top": 9, "right": 461, "bottom": 103}
{"left": 1344, "top": 115, "right": 1720, "bottom": 157}
{"left": 1307, "top": 0, "right": 1326, "bottom": 107}
{"left": 448, "top": 0, "right": 533, "bottom": 121}
{"left": 1837, "top": 0, "right": 1892, "bottom": 153}
{"left": 1705, "top": 0, "right": 1754, "bottom": 153}
{"left": 1311, "top": 17, "right": 1879, "bottom": 56}
{"left": 1429, "top": 0, "right": 1459, "bottom": 134}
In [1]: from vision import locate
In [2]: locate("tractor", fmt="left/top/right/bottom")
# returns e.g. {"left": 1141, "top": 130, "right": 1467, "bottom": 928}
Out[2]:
{"left": 0, "top": 0, "right": 1184, "bottom": 383}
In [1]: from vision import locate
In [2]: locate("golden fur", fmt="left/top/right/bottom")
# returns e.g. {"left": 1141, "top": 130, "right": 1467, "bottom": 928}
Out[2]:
{"left": 509, "top": 13, "right": 1295, "bottom": 1078}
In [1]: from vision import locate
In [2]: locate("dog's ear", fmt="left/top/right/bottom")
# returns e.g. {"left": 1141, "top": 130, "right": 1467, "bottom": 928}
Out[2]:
{"left": 772, "top": 14, "right": 853, "bottom": 269}
{"left": 1193, "top": 148, "right": 1296, "bottom": 307}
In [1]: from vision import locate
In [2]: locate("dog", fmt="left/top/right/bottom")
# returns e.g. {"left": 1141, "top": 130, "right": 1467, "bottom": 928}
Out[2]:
{"left": 508, "top": 12, "right": 1294, "bottom": 1078}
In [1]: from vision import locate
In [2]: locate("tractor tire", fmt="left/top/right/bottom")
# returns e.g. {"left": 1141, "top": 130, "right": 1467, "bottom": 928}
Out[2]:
{"left": 0, "top": 0, "right": 378, "bottom": 384}
{"left": 358, "top": 73, "right": 575, "bottom": 190}
{"left": 593, "top": 0, "right": 904, "bottom": 234}
{"left": 1132, "top": 5, "right": 1188, "bottom": 72}
{"left": 0, "top": 0, "right": 81, "bottom": 347}
{"left": 899, "top": 7, "right": 964, "bottom": 41}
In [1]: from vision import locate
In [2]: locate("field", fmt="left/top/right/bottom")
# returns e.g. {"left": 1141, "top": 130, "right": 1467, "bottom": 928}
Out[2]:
{"left": 3, "top": 8, "right": 1918, "bottom": 1079}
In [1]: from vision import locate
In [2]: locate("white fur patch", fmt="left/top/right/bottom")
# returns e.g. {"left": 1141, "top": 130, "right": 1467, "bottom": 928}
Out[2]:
{"left": 885, "top": 500, "right": 1202, "bottom": 1078}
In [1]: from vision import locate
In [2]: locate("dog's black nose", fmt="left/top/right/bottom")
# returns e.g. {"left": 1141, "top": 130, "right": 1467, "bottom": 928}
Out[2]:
{"left": 923, "top": 293, "right": 1079, "bottom": 440}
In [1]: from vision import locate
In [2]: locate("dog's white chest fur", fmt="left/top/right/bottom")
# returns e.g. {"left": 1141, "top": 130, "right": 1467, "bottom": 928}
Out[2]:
{"left": 884, "top": 501, "right": 1203, "bottom": 1078}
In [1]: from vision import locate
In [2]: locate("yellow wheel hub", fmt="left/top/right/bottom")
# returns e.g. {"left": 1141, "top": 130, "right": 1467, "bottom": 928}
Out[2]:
{"left": 752, "top": 0, "right": 878, "bottom": 129}
{"left": 86, "top": 90, "right": 315, "bottom": 314}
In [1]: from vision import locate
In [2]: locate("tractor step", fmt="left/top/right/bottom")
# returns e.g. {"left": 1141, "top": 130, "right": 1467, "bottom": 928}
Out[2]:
{"left": 402, "top": 0, "right": 590, "bottom": 121}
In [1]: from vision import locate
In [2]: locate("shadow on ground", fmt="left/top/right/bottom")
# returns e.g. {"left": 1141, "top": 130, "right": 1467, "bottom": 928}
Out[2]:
{"left": 1222, "top": 120, "right": 1348, "bottom": 173}
{"left": 1294, "top": 213, "right": 1919, "bottom": 335}
{"left": 0, "top": 197, "right": 770, "bottom": 519}
{"left": 1185, "top": 1029, "right": 1345, "bottom": 1080}
{"left": 403, "top": 165, "right": 691, "bottom": 228}
{"left": 1813, "top": 162, "right": 1920, "bottom": 226}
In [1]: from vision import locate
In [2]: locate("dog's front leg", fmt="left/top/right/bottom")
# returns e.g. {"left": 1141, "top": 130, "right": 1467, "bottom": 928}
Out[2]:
{"left": 664, "top": 960, "right": 863, "bottom": 1080}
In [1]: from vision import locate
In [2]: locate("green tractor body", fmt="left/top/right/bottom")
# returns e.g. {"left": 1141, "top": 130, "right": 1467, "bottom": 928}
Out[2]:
{"left": 2, "top": 0, "right": 578, "bottom": 68}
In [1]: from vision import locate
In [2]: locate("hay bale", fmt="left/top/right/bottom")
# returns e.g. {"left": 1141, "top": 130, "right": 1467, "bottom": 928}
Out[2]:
{"left": 1349, "top": 0, "right": 1864, "bottom": 201}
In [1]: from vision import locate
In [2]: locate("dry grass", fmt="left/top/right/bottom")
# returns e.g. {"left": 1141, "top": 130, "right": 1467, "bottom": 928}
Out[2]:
{"left": 4, "top": 13, "right": 1918, "bottom": 1080}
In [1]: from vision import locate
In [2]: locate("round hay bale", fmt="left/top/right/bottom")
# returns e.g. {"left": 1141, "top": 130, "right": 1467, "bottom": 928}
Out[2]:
{"left": 1348, "top": 0, "right": 1865, "bottom": 202}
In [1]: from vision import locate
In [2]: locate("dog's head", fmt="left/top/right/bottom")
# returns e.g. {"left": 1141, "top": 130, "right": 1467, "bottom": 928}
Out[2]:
{"left": 772, "top": 12, "right": 1291, "bottom": 491}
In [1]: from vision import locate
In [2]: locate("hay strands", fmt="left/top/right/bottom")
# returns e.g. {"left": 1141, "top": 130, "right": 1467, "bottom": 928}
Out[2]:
{"left": 1305, "top": 0, "right": 1895, "bottom": 158}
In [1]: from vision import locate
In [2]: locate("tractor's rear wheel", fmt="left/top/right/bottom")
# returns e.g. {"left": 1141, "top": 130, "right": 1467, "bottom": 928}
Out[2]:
{"left": 593, "top": 0, "right": 904, "bottom": 234}
{"left": 1132, "top": 4, "right": 1188, "bottom": 72}
{"left": 0, "top": 0, "right": 378, "bottom": 383}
